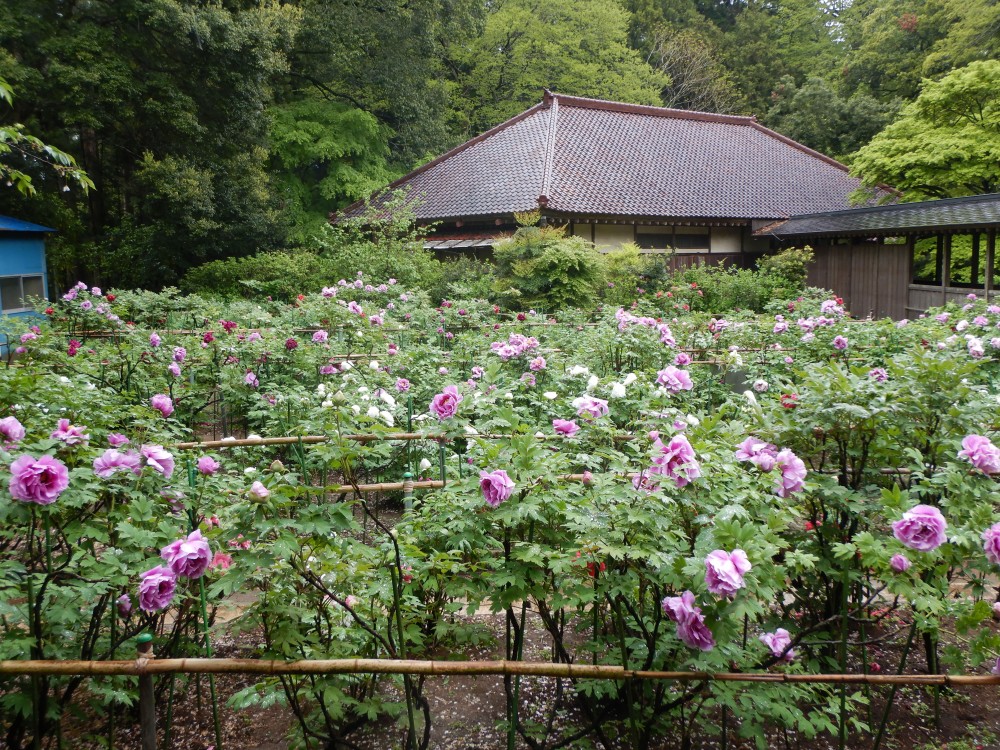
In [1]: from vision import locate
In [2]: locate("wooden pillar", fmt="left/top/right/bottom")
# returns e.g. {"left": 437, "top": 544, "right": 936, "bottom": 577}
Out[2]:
{"left": 941, "top": 234, "right": 950, "bottom": 306}
{"left": 986, "top": 230, "right": 996, "bottom": 300}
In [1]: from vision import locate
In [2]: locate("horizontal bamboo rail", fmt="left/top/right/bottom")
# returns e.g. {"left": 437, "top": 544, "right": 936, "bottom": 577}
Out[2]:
{"left": 175, "top": 433, "right": 639, "bottom": 450}
{"left": 1, "top": 658, "right": 998, "bottom": 686}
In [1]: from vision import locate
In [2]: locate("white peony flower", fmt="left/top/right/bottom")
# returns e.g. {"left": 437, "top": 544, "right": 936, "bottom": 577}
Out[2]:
{"left": 609, "top": 382, "right": 627, "bottom": 398}
{"left": 543, "top": 391, "right": 558, "bottom": 400}
{"left": 418, "top": 457, "right": 432, "bottom": 472}
{"left": 622, "top": 373, "right": 637, "bottom": 386}
{"left": 586, "top": 375, "right": 600, "bottom": 392}
{"left": 568, "top": 365, "right": 590, "bottom": 376}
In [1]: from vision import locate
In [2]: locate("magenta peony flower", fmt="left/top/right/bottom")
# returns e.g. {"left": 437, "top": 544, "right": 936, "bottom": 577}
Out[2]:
{"left": 832, "top": 335, "right": 848, "bottom": 350}
{"left": 149, "top": 332, "right": 161, "bottom": 347}
{"left": 429, "top": 385, "right": 462, "bottom": 420}
{"left": 553, "top": 419, "right": 580, "bottom": 436}
{"left": 890, "top": 553, "right": 911, "bottom": 572}
{"left": 674, "top": 352, "right": 692, "bottom": 366}
{"left": 774, "top": 449, "right": 806, "bottom": 497}
{"left": 480, "top": 469, "right": 515, "bottom": 507}
{"left": 196, "top": 456, "right": 220, "bottom": 475}
{"left": 141, "top": 444, "right": 175, "bottom": 479}
{"left": 650, "top": 434, "right": 701, "bottom": 488}
{"left": 285, "top": 338, "right": 298, "bottom": 351}
{"left": 93, "top": 449, "right": 142, "bottom": 479}
{"left": 173, "top": 346, "right": 187, "bottom": 363}
{"left": 572, "top": 395, "right": 609, "bottom": 419}
{"left": 161, "top": 530, "right": 213, "bottom": 579}
{"left": 244, "top": 371, "right": 259, "bottom": 388}
{"left": 656, "top": 365, "right": 693, "bottom": 393}
{"left": 661, "top": 591, "right": 715, "bottom": 651}
{"left": 734, "top": 438, "right": 778, "bottom": 471}
{"left": 704, "top": 549, "right": 752, "bottom": 597}
{"left": 868, "top": 367, "right": 888, "bottom": 382}
{"left": 117, "top": 593, "right": 132, "bottom": 618}
{"left": 150, "top": 394, "right": 174, "bottom": 418}
{"left": 107, "top": 433, "right": 130, "bottom": 448}
{"left": 138, "top": 566, "right": 177, "bottom": 612}
{"left": 958, "top": 435, "right": 1000, "bottom": 475}
{"left": 168, "top": 362, "right": 181, "bottom": 377}
{"left": 0, "top": 416, "right": 25, "bottom": 444}
{"left": 50, "top": 418, "right": 89, "bottom": 445}
{"left": 759, "top": 628, "right": 795, "bottom": 661}
{"left": 892, "top": 505, "right": 947, "bottom": 552}
{"left": 983, "top": 523, "right": 1000, "bottom": 565}
{"left": 9, "top": 454, "right": 70, "bottom": 504}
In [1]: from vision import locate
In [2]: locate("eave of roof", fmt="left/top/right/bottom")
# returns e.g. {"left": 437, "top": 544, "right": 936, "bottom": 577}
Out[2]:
{"left": 758, "top": 193, "right": 1000, "bottom": 239}
{"left": 0, "top": 215, "right": 57, "bottom": 234}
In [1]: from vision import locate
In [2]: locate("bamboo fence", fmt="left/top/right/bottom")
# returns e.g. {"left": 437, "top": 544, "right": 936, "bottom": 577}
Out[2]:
{"left": 3, "top": 656, "right": 999, "bottom": 686}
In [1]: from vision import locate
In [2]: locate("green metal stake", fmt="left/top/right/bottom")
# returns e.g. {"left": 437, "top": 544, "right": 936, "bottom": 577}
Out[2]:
{"left": 438, "top": 442, "right": 447, "bottom": 487}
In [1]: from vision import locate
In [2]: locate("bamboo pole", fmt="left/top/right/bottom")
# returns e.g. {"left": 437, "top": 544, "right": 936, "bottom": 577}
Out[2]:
{"left": 174, "top": 433, "right": 639, "bottom": 450}
{"left": 2, "top": 658, "right": 1000, "bottom": 686}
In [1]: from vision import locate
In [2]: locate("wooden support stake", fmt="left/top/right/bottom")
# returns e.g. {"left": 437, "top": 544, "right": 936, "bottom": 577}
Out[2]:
{"left": 136, "top": 635, "right": 156, "bottom": 750}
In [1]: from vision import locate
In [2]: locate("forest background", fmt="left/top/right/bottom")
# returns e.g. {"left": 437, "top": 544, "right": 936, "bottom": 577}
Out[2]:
{"left": 0, "top": 0, "right": 997, "bottom": 291}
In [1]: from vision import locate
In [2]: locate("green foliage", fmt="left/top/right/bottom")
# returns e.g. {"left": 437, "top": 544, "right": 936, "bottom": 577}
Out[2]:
{"left": 851, "top": 60, "right": 1000, "bottom": 199}
{"left": 0, "top": 76, "right": 92, "bottom": 196}
{"left": 492, "top": 225, "right": 604, "bottom": 310}
{"left": 766, "top": 77, "right": 900, "bottom": 158}
{"left": 269, "top": 97, "right": 393, "bottom": 244}
{"left": 181, "top": 250, "right": 345, "bottom": 301}
{"left": 448, "top": 0, "right": 669, "bottom": 135}
{"left": 757, "top": 245, "right": 815, "bottom": 290}
{"left": 601, "top": 242, "right": 669, "bottom": 306}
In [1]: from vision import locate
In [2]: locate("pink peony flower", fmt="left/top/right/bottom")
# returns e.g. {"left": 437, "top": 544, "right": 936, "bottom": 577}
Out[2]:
{"left": 480, "top": 469, "right": 515, "bottom": 507}
{"left": 161, "top": 530, "right": 213, "bottom": 579}
{"left": 141, "top": 444, "right": 175, "bottom": 479}
{"left": 312, "top": 330, "right": 329, "bottom": 343}
{"left": 833, "top": 335, "right": 848, "bottom": 350}
{"left": 735, "top": 438, "right": 778, "bottom": 472}
{"left": 529, "top": 357, "right": 546, "bottom": 371}
{"left": 759, "top": 628, "right": 795, "bottom": 661}
{"left": 958, "top": 435, "right": 1000, "bottom": 475}
{"left": 868, "top": 367, "right": 888, "bottom": 382}
{"left": 674, "top": 352, "right": 692, "bottom": 366}
{"left": 196, "top": 456, "right": 220, "bottom": 475}
{"left": 107, "top": 433, "right": 130, "bottom": 448}
{"left": 138, "top": 566, "right": 177, "bottom": 612}
{"left": 661, "top": 591, "right": 715, "bottom": 651}
{"left": 553, "top": 419, "right": 580, "bottom": 436}
{"left": 430, "top": 385, "right": 462, "bottom": 420}
{"left": 650, "top": 434, "right": 701, "bottom": 488}
{"left": 890, "top": 553, "right": 911, "bottom": 572}
{"left": 150, "top": 394, "right": 174, "bottom": 418}
{"left": 168, "top": 362, "right": 181, "bottom": 377}
{"left": 395, "top": 378, "right": 411, "bottom": 392}
{"left": 573, "top": 395, "right": 609, "bottom": 419}
{"left": 93, "top": 449, "right": 142, "bottom": 478}
{"left": 173, "top": 346, "right": 187, "bottom": 363}
{"left": 8, "top": 454, "right": 70, "bottom": 504}
{"left": 983, "top": 522, "right": 1000, "bottom": 565}
{"left": 50, "top": 418, "right": 89, "bottom": 445}
{"left": 117, "top": 594, "right": 132, "bottom": 618}
{"left": 250, "top": 480, "right": 270, "bottom": 499}
{"left": 656, "top": 365, "right": 693, "bottom": 393}
{"left": 244, "top": 371, "right": 259, "bottom": 388}
{"left": 993, "top": 657, "right": 1000, "bottom": 676}
{"left": 209, "top": 552, "right": 232, "bottom": 570}
{"left": 149, "top": 332, "right": 161, "bottom": 347}
{"left": 892, "top": 505, "right": 947, "bottom": 552}
{"left": 704, "top": 549, "right": 752, "bottom": 597}
{"left": 774, "top": 449, "right": 806, "bottom": 497}
{"left": 0, "top": 416, "right": 25, "bottom": 444}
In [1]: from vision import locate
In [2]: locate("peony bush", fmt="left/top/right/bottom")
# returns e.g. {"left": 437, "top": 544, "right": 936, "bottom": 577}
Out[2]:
{"left": 0, "top": 277, "right": 999, "bottom": 748}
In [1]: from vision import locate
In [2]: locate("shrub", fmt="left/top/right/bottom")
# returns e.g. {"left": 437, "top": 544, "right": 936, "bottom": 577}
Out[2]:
{"left": 492, "top": 224, "right": 604, "bottom": 310}
{"left": 181, "top": 250, "right": 345, "bottom": 300}
{"left": 757, "top": 245, "right": 814, "bottom": 291}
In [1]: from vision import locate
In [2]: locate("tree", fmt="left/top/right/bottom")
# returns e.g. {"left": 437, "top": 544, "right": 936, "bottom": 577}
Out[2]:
{"left": 649, "top": 28, "right": 746, "bottom": 113}
{"left": 269, "top": 97, "right": 393, "bottom": 244}
{"left": 850, "top": 60, "right": 1000, "bottom": 199}
{"left": 0, "top": 76, "right": 92, "bottom": 196}
{"left": 765, "top": 76, "right": 899, "bottom": 157}
{"left": 448, "top": 0, "right": 669, "bottom": 135}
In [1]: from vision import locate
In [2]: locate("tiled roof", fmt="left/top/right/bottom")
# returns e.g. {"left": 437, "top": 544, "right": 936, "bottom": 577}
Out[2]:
{"left": 758, "top": 193, "right": 1000, "bottom": 238}
{"left": 336, "top": 92, "right": 889, "bottom": 224}
{"left": 0, "top": 215, "right": 56, "bottom": 233}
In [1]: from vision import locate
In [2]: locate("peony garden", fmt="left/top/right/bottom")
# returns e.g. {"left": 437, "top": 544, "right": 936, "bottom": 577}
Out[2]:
{"left": 2, "top": 277, "right": 1000, "bottom": 750}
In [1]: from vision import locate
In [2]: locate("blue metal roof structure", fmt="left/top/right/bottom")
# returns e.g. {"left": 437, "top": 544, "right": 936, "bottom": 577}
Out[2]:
{"left": 0, "top": 215, "right": 57, "bottom": 233}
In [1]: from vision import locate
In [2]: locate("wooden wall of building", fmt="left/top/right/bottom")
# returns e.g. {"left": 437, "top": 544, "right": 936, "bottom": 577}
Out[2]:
{"left": 807, "top": 241, "right": 911, "bottom": 319}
